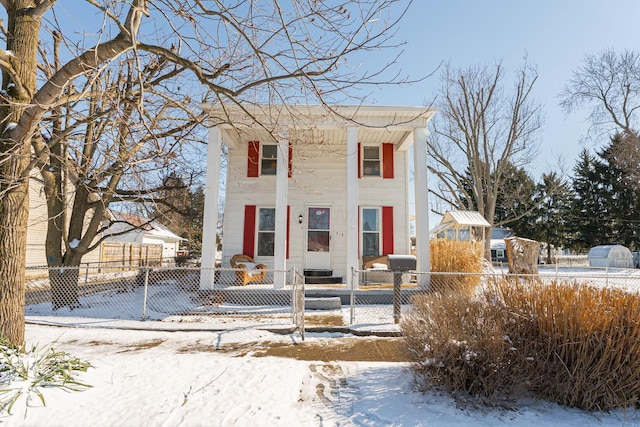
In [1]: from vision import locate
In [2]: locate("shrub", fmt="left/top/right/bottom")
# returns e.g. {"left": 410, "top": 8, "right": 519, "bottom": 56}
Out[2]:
{"left": 429, "top": 240, "right": 483, "bottom": 296}
{"left": 403, "top": 277, "right": 640, "bottom": 411}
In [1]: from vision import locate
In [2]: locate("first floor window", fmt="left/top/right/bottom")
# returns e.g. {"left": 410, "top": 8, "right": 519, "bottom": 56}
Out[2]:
{"left": 257, "top": 208, "right": 275, "bottom": 256}
{"left": 362, "top": 208, "right": 380, "bottom": 256}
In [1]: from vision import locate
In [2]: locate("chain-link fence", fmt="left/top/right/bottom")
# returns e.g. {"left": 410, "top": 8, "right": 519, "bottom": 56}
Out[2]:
{"left": 349, "top": 266, "right": 640, "bottom": 324}
{"left": 24, "top": 264, "right": 640, "bottom": 331}
{"left": 26, "top": 265, "right": 296, "bottom": 325}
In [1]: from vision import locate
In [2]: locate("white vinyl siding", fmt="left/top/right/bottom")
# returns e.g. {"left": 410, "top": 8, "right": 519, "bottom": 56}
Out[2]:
{"left": 223, "top": 139, "right": 409, "bottom": 276}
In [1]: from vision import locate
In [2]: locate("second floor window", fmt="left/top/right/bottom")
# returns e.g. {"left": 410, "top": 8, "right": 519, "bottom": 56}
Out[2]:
{"left": 261, "top": 144, "right": 278, "bottom": 175}
{"left": 362, "top": 146, "right": 381, "bottom": 176}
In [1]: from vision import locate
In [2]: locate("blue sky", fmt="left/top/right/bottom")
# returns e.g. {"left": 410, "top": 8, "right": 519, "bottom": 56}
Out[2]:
{"left": 43, "top": 1, "right": 640, "bottom": 179}
{"left": 367, "top": 0, "right": 640, "bottom": 178}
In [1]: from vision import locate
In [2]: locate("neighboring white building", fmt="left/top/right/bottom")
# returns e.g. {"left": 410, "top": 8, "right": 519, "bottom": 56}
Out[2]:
{"left": 199, "top": 104, "right": 436, "bottom": 289}
{"left": 26, "top": 173, "right": 103, "bottom": 267}
{"left": 27, "top": 173, "right": 183, "bottom": 267}
{"left": 108, "top": 212, "right": 184, "bottom": 262}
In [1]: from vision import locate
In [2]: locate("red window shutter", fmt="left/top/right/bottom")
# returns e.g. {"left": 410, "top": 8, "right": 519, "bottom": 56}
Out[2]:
{"left": 382, "top": 206, "right": 394, "bottom": 255}
{"left": 357, "top": 142, "right": 362, "bottom": 178}
{"left": 286, "top": 206, "right": 291, "bottom": 259}
{"left": 288, "top": 142, "right": 293, "bottom": 178}
{"left": 243, "top": 205, "right": 256, "bottom": 258}
{"left": 247, "top": 141, "right": 260, "bottom": 177}
{"left": 382, "top": 143, "right": 394, "bottom": 179}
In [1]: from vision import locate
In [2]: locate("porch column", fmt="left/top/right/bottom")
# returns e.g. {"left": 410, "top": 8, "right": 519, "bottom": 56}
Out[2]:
{"left": 200, "top": 126, "right": 222, "bottom": 290}
{"left": 413, "top": 127, "right": 430, "bottom": 279}
{"left": 346, "top": 126, "right": 359, "bottom": 289}
{"left": 273, "top": 131, "right": 289, "bottom": 289}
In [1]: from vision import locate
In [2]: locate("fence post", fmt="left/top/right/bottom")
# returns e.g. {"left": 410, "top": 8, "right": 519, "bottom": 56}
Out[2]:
{"left": 350, "top": 267, "right": 356, "bottom": 325}
{"left": 83, "top": 263, "right": 89, "bottom": 296}
{"left": 141, "top": 267, "right": 150, "bottom": 321}
{"left": 291, "top": 267, "right": 296, "bottom": 322}
{"left": 393, "top": 270, "right": 402, "bottom": 324}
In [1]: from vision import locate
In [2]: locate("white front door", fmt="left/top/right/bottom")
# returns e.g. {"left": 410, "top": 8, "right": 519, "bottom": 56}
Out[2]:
{"left": 305, "top": 206, "right": 331, "bottom": 270}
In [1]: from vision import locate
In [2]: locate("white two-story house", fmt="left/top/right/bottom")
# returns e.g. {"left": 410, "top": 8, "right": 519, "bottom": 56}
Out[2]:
{"left": 199, "top": 105, "right": 435, "bottom": 289}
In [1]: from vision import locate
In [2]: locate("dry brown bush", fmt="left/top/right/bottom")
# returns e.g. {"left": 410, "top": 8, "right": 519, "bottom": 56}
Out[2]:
{"left": 403, "top": 277, "right": 640, "bottom": 411}
{"left": 429, "top": 240, "right": 483, "bottom": 296}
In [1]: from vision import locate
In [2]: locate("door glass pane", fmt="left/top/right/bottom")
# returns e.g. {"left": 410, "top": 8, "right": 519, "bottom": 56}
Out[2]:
{"left": 308, "top": 231, "right": 330, "bottom": 252}
{"left": 308, "top": 208, "right": 329, "bottom": 230}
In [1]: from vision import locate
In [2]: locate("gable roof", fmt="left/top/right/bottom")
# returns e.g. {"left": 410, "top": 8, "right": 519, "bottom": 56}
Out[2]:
{"left": 441, "top": 211, "right": 491, "bottom": 227}
{"left": 110, "top": 211, "right": 184, "bottom": 242}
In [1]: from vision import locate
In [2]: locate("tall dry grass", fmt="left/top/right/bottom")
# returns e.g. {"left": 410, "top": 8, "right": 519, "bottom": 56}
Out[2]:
{"left": 429, "top": 240, "right": 483, "bottom": 296}
{"left": 403, "top": 277, "right": 640, "bottom": 411}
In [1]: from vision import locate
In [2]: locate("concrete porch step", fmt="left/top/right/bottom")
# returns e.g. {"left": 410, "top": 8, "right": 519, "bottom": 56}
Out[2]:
{"left": 305, "top": 276, "right": 343, "bottom": 285}
{"left": 305, "top": 296, "right": 342, "bottom": 310}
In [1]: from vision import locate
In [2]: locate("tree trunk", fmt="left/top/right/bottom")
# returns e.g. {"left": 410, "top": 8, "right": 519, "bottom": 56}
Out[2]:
{"left": 0, "top": 3, "right": 43, "bottom": 346}
{"left": 505, "top": 237, "right": 540, "bottom": 275}
{"left": 0, "top": 190, "right": 28, "bottom": 346}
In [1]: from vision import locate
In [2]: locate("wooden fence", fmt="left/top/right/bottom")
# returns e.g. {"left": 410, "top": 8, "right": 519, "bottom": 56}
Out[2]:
{"left": 100, "top": 242, "right": 163, "bottom": 267}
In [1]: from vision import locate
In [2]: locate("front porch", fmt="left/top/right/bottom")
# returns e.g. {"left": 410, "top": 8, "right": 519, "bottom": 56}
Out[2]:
{"left": 199, "top": 105, "right": 436, "bottom": 290}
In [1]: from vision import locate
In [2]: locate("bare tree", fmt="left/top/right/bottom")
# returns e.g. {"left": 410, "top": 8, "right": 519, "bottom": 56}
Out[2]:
{"left": 0, "top": 0, "right": 414, "bottom": 345}
{"left": 427, "top": 61, "right": 543, "bottom": 258}
{"left": 560, "top": 48, "right": 640, "bottom": 185}
{"left": 33, "top": 52, "right": 206, "bottom": 309}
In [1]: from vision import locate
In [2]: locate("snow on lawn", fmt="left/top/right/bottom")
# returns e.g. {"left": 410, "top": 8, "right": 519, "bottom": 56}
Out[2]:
{"left": 4, "top": 322, "right": 636, "bottom": 427}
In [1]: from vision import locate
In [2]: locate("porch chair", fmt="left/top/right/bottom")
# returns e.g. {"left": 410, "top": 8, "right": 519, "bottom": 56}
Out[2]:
{"left": 230, "top": 254, "right": 267, "bottom": 286}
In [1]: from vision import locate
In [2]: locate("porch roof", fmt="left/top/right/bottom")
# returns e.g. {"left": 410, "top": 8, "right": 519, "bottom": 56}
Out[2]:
{"left": 201, "top": 104, "right": 436, "bottom": 150}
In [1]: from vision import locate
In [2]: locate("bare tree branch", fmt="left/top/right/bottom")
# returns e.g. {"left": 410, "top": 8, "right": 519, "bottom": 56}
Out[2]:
{"left": 428, "top": 60, "right": 543, "bottom": 258}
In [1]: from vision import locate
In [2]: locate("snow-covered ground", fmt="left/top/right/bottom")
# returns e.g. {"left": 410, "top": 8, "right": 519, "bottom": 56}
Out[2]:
{"left": 3, "top": 321, "right": 636, "bottom": 427}
{"left": 9, "top": 266, "right": 640, "bottom": 426}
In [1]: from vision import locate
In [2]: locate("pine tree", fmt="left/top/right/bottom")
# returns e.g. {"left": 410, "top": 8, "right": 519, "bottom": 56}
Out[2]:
{"left": 533, "top": 172, "right": 572, "bottom": 262}
{"left": 568, "top": 149, "right": 614, "bottom": 251}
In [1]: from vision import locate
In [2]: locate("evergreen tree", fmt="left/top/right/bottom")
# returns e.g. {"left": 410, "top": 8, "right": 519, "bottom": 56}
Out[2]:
{"left": 568, "top": 149, "right": 616, "bottom": 251}
{"left": 154, "top": 172, "right": 205, "bottom": 253}
{"left": 493, "top": 163, "right": 539, "bottom": 238}
{"left": 532, "top": 172, "right": 572, "bottom": 262}
{"left": 597, "top": 138, "right": 640, "bottom": 249}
